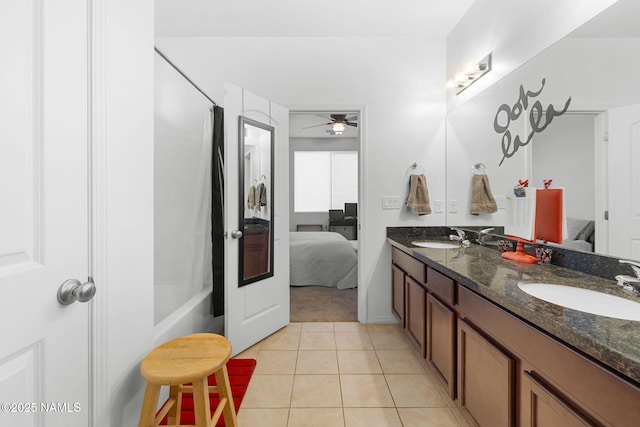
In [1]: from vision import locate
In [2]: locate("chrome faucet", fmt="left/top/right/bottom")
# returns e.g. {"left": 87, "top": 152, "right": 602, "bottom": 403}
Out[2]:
{"left": 615, "top": 259, "right": 640, "bottom": 294}
{"left": 477, "top": 227, "right": 495, "bottom": 245}
{"left": 449, "top": 227, "right": 471, "bottom": 248}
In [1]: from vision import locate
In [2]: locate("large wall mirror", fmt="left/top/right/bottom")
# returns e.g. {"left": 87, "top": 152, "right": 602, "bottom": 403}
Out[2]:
{"left": 446, "top": 0, "right": 640, "bottom": 261}
{"left": 239, "top": 116, "right": 275, "bottom": 286}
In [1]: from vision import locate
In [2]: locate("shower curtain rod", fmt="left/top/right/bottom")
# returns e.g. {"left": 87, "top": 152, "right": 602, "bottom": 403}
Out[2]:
{"left": 154, "top": 46, "right": 218, "bottom": 106}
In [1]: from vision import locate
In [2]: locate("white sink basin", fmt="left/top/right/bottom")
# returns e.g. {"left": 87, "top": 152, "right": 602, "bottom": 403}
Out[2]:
{"left": 411, "top": 241, "right": 459, "bottom": 249}
{"left": 517, "top": 282, "right": 640, "bottom": 321}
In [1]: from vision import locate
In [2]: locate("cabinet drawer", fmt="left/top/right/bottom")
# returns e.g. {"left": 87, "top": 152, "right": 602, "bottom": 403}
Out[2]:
{"left": 392, "top": 247, "right": 426, "bottom": 283}
{"left": 427, "top": 267, "right": 455, "bottom": 306}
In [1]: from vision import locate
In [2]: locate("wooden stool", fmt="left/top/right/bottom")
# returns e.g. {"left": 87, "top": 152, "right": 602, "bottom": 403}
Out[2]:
{"left": 138, "top": 333, "right": 238, "bottom": 427}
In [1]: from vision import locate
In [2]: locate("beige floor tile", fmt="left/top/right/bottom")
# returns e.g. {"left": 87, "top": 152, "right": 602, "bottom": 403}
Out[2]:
{"left": 368, "top": 329, "right": 410, "bottom": 350}
{"left": 299, "top": 332, "right": 336, "bottom": 350}
{"left": 255, "top": 350, "right": 298, "bottom": 374}
{"left": 234, "top": 344, "right": 261, "bottom": 360}
{"left": 301, "top": 322, "right": 335, "bottom": 332}
{"left": 337, "top": 350, "right": 382, "bottom": 374}
{"left": 291, "top": 374, "right": 342, "bottom": 407}
{"left": 262, "top": 332, "right": 301, "bottom": 351}
{"left": 366, "top": 324, "right": 403, "bottom": 333}
{"left": 397, "top": 407, "right": 462, "bottom": 427}
{"left": 282, "top": 322, "right": 303, "bottom": 333}
{"left": 385, "top": 374, "right": 447, "bottom": 407}
{"left": 242, "top": 374, "right": 294, "bottom": 408}
{"left": 340, "top": 374, "right": 395, "bottom": 407}
{"left": 335, "top": 331, "right": 374, "bottom": 350}
{"left": 376, "top": 349, "right": 425, "bottom": 374}
{"left": 343, "top": 408, "right": 403, "bottom": 427}
{"left": 334, "top": 322, "right": 366, "bottom": 332}
{"left": 296, "top": 350, "right": 339, "bottom": 374}
{"left": 288, "top": 408, "right": 345, "bottom": 427}
{"left": 237, "top": 408, "right": 290, "bottom": 427}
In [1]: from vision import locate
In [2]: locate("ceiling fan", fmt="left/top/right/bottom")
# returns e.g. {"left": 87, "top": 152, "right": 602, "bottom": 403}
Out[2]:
{"left": 303, "top": 114, "right": 358, "bottom": 135}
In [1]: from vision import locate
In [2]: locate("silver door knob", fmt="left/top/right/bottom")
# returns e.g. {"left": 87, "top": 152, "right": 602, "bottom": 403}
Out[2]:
{"left": 57, "top": 278, "right": 97, "bottom": 305}
{"left": 230, "top": 230, "right": 243, "bottom": 239}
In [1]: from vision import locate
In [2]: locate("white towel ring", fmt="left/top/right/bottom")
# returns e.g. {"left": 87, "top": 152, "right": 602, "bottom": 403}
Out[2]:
{"left": 471, "top": 162, "right": 488, "bottom": 175}
{"left": 406, "top": 162, "right": 425, "bottom": 176}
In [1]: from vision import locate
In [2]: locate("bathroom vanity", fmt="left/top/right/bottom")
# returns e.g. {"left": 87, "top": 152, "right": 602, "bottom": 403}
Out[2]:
{"left": 388, "top": 230, "right": 640, "bottom": 427}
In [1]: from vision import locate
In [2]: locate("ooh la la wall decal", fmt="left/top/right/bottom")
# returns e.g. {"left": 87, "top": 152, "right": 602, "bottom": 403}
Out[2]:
{"left": 494, "top": 78, "right": 571, "bottom": 166}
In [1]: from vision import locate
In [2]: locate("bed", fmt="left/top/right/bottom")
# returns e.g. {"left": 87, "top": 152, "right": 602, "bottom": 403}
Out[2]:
{"left": 290, "top": 231, "right": 358, "bottom": 289}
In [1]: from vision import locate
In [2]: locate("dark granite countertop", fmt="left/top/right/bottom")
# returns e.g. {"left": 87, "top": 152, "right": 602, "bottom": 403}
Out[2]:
{"left": 387, "top": 230, "right": 640, "bottom": 385}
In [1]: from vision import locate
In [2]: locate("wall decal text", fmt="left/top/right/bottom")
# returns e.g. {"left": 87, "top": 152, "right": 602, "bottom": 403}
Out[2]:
{"left": 494, "top": 78, "right": 571, "bottom": 166}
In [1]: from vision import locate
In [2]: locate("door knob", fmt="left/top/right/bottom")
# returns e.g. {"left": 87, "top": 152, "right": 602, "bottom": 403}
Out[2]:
{"left": 57, "top": 278, "right": 97, "bottom": 305}
{"left": 230, "top": 230, "right": 243, "bottom": 239}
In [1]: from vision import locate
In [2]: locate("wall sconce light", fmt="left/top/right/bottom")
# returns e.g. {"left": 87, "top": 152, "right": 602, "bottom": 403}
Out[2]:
{"left": 332, "top": 121, "right": 346, "bottom": 135}
{"left": 447, "top": 53, "right": 492, "bottom": 95}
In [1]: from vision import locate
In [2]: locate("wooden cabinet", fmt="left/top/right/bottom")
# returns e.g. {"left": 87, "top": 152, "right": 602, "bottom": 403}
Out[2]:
{"left": 427, "top": 293, "right": 456, "bottom": 399}
{"left": 243, "top": 230, "right": 269, "bottom": 279}
{"left": 406, "top": 276, "right": 427, "bottom": 355}
{"left": 391, "top": 264, "right": 406, "bottom": 327}
{"left": 458, "top": 319, "right": 515, "bottom": 427}
{"left": 390, "top": 243, "right": 640, "bottom": 427}
{"left": 521, "top": 371, "right": 594, "bottom": 427}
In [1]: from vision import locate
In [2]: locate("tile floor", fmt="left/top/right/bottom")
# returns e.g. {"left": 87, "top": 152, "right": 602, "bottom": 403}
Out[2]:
{"left": 233, "top": 322, "right": 469, "bottom": 427}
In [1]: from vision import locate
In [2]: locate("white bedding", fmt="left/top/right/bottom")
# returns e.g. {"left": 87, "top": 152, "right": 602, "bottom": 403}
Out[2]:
{"left": 290, "top": 231, "right": 358, "bottom": 289}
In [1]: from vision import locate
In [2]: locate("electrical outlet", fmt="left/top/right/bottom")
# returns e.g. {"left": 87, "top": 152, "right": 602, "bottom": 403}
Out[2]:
{"left": 382, "top": 196, "right": 401, "bottom": 210}
{"left": 434, "top": 200, "right": 444, "bottom": 213}
{"left": 448, "top": 200, "right": 458, "bottom": 213}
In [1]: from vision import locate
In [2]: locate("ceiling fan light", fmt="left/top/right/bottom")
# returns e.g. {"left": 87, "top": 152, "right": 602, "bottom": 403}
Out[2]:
{"left": 332, "top": 121, "right": 346, "bottom": 135}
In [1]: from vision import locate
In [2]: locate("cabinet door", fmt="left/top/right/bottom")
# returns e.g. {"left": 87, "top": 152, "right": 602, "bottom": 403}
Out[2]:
{"left": 406, "top": 276, "right": 427, "bottom": 356}
{"left": 458, "top": 319, "right": 515, "bottom": 427}
{"left": 427, "top": 294, "right": 456, "bottom": 399}
{"left": 521, "top": 372, "right": 595, "bottom": 427}
{"left": 391, "top": 264, "right": 406, "bottom": 327}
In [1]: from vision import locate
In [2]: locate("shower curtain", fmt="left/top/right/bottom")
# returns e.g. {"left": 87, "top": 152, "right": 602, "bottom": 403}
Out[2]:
{"left": 211, "top": 106, "right": 224, "bottom": 316}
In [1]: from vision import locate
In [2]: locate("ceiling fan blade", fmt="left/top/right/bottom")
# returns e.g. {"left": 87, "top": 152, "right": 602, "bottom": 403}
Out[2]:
{"left": 346, "top": 116, "right": 358, "bottom": 121}
{"left": 303, "top": 122, "right": 332, "bottom": 129}
{"left": 346, "top": 122, "right": 358, "bottom": 127}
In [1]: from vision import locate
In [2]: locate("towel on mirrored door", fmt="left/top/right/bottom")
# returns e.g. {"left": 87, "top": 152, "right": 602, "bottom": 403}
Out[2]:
{"left": 406, "top": 174, "right": 431, "bottom": 215}
{"left": 470, "top": 174, "right": 497, "bottom": 214}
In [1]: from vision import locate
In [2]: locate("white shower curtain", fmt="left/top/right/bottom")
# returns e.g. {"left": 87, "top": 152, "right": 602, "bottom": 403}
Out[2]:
{"left": 154, "top": 108, "right": 214, "bottom": 324}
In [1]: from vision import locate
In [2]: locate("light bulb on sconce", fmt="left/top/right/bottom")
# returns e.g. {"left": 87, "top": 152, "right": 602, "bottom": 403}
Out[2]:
{"left": 447, "top": 52, "right": 492, "bottom": 95}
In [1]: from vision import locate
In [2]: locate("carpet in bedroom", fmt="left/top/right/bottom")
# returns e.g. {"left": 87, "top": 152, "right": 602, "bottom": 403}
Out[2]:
{"left": 290, "top": 286, "right": 357, "bottom": 322}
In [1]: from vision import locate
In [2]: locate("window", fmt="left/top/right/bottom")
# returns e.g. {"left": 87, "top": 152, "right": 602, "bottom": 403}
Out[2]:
{"left": 294, "top": 151, "right": 358, "bottom": 212}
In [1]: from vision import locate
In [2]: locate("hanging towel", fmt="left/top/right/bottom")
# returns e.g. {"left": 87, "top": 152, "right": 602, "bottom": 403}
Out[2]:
{"left": 247, "top": 185, "right": 256, "bottom": 210}
{"left": 257, "top": 182, "right": 267, "bottom": 207}
{"left": 406, "top": 174, "right": 431, "bottom": 215}
{"left": 470, "top": 174, "right": 498, "bottom": 214}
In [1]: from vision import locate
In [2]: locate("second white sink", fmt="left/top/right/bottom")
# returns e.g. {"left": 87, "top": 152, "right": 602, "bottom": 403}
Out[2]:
{"left": 517, "top": 282, "right": 640, "bottom": 321}
{"left": 411, "top": 241, "right": 459, "bottom": 249}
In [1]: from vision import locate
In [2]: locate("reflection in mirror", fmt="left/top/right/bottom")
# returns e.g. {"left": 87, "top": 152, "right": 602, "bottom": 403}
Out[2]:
{"left": 239, "top": 116, "right": 274, "bottom": 286}
{"left": 446, "top": 0, "right": 640, "bottom": 260}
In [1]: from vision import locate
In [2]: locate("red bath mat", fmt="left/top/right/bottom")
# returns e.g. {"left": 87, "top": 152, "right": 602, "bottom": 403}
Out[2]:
{"left": 159, "top": 358, "right": 256, "bottom": 426}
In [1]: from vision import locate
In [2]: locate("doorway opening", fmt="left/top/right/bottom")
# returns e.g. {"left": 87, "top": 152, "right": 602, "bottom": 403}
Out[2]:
{"left": 288, "top": 109, "right": 363, "bottom": 322}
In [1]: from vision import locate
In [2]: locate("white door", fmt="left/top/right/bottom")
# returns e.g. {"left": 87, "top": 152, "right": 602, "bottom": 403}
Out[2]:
{"left": 0, "top": 1, "right": 91, "bottom": 426}
{"left": 608, "top": 104, "right": 640, "bottom": 259}
{"left": 224, "top": 84, "right": 290, "bottom": 355}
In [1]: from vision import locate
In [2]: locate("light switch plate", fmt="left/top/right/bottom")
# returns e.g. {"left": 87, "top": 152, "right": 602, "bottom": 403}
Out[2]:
{"left": 382, "top": 196, "right": 401, "bottom": 210}
{"left": 448, "top": 200, "right": 458, "bottom": 213}
{"left": 434, "top": 200, "right": 444, "bottom": 213}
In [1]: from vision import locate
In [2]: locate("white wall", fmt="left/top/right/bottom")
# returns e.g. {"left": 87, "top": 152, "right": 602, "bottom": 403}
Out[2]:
{"left": 155, "top": 36, "right": 449, "bottom": 323}
{"left": 98, "top": 1, "right": 155, "bottom": 426}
